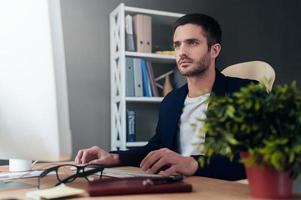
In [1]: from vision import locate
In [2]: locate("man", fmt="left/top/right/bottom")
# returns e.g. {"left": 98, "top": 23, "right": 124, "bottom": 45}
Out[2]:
{"left": 75, "top": 13, "right": 255, "bottom": 180}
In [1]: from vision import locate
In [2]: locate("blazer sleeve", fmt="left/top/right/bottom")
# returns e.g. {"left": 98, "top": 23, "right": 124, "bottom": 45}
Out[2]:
{"left": 111, "top": 134, "right": 161, "bottom": 166}
{"left": 191, "top": 153, "right": 246, "bottom": 181}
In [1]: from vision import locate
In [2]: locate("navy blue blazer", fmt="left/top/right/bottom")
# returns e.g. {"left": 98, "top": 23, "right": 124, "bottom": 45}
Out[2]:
{"left": 115, "top": 69, "right": 256, "bottom": 180}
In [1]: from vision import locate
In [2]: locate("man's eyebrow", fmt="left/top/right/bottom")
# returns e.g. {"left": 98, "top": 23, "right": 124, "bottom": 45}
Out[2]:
{"left": 184, "top": 38, "right": 201, "bottom": 42}
{"left": 173, "top": 38, "right": 201, "bottom": 43}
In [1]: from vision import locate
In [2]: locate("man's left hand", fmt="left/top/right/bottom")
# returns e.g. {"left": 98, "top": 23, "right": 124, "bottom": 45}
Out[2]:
{"left": 140, "top": 148, "right": 198, "bottom": 176}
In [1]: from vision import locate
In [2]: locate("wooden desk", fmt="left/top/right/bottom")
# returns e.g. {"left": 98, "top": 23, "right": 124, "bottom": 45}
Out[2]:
{"left": 0, "top": 164, "right": 300, "bottom": 200}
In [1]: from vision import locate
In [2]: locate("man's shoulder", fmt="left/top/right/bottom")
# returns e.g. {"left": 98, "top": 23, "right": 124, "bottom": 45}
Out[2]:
{"left": 167, "top": 83, "right": 188, "bottom": 97}
{"left": 161, "top": 84, "right": 188, "bottom": 105}
{"left": 226, "top": 75, "right": 258, "bottom": 86}
{"left": 161, "top": 74, "right": 258, "bottom": 102}
{"left": 224, "top": 76, "right": 258, "bottom": 93}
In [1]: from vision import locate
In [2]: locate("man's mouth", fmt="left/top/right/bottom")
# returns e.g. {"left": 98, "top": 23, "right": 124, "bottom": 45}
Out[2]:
{"left": 178, "top": 58, "right": 193, "bottom": 66}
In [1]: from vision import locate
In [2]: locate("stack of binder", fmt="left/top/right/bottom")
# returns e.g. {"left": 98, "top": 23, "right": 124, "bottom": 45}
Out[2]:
{"left": 126, "top": 14, "right": 152, "bottom": 53}
{"left": 126, "top": 58, "right": 159, "bottom": 97}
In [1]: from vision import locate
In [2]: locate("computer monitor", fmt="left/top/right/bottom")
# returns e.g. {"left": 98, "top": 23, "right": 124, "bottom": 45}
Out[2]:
{"left": 0, "top": 0, "right": 72, "bottom": 171}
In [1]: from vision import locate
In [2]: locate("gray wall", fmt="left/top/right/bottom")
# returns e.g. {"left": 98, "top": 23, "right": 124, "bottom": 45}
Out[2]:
{"left": 60, "top": 1, "right": 301, "bottom": 192}
{"left": 0, "top": 0, "right": 300, "bottom": 192}
{"left": 60, "top": 0, "right": 301, "bottom": 155}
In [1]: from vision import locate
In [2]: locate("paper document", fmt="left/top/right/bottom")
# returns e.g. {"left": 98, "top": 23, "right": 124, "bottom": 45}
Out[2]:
{"left": 102, "top": 168, "right": 162, "bottom": 178}
{"left": 70, "top": 165, "right": 162, "bottom": 178}
{"left": 0, "top": 170, "right": 43, "bottom": 181}
{"left": 0, "top": 170, "right": 56, "bottom": 182}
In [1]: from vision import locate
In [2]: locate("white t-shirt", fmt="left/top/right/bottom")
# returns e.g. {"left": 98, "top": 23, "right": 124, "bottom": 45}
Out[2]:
{"left": 178, "top": 93, "right": 210, "bottom": 156}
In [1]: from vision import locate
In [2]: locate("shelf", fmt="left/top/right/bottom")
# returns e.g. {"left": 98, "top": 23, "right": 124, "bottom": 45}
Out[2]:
{"left": 125, "top": 6, "right": 184, "bottom": 26}
{"left": 126, "top": 97, "right": 163, "bottom": 103}
{"left": 111, "top": 3, "right": 182, "bottom": 151}
{"left": 125, "top": 6, "right": 183, "bottom": 18}
{"left": 125, "top": 51, "right": 176, "bottom": 63}
{"left": 126, "top": 141, "right": 148, "bottom": 147}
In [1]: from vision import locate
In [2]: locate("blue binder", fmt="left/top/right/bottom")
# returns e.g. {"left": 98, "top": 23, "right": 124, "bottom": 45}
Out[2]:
{"left": 141, "top": 59, "right": 152, "bottom": 97}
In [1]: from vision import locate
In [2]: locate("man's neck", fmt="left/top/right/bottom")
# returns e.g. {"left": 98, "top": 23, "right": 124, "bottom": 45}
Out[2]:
{"left": 186, "top": 66, "right": 216, "bottom": 98}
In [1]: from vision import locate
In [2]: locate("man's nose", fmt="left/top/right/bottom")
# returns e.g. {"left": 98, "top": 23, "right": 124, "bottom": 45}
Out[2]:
{"left": 178, "top": 44, "right": 188, "bottom": 57}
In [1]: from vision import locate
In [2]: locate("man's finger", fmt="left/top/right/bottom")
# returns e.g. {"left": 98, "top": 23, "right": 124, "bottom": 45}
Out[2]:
{"left": 140, "top": 151, "right": 161, "bottom": 171}
{"left": 160, "top": 165, "right": 177, "bottom": 177}
{"left": 140, "top": 148, "right": 166, "bottom": 167}
{"left": 140, "top": 150, "right": 155, "bottom": 167}
{"left": 149, "top": 156, "right": 169, "bottom": 174}
{"left": 75, "top": 150, "right": 84, "bottom": 164}
{"left": 89, "top": 158, "right": 105, "bottom": 165}
{"left": 81, "top": 149, "right": 93, "bottom": 164}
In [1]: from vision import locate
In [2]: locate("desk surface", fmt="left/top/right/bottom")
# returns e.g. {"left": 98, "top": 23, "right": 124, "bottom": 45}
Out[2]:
{"left": 0, "top": 163, "right": 300, "bottom": 200}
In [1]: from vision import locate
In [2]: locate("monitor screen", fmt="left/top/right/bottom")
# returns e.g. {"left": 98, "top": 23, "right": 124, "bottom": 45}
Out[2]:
{"left": 0, "top": 0, "right": 72, "bottom": 163}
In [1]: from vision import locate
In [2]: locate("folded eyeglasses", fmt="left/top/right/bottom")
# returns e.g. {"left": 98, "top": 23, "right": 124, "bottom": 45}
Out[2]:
{"left": 37, "top": 164, "right": 104, "bottom": 189}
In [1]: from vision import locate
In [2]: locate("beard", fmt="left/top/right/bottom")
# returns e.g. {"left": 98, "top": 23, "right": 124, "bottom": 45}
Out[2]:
{"left": 177, "top": 53, "right": 211, "bottom": 77}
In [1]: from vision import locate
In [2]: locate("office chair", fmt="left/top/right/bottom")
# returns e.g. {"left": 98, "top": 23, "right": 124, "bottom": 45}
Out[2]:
{"left": 221, "top": 61, "right": 276, "bottom": 92}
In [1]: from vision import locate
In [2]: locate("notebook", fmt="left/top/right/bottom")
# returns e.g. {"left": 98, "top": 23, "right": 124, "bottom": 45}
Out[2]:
{"left": 88, "top": 176, "right": 192, "bottom": 196}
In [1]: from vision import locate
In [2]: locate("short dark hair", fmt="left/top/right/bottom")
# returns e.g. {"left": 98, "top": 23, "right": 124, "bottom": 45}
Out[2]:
{"left": 172, "top": 13, "right": 222, "bottom": 47}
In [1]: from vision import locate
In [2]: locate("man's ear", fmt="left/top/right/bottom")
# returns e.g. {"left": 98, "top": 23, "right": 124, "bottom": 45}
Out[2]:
{"left": 210, "top": 43, "right": 221, "bottom": 59}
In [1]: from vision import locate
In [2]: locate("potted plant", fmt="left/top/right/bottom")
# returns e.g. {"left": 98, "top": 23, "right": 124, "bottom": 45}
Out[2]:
{"left": 198, "top": 81, "right": 301, "bottom": 198}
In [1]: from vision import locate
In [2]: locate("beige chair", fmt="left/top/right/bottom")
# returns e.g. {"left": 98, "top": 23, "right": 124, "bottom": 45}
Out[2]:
{"left": 221, "top": 61, "right": 276, "bottom": 92}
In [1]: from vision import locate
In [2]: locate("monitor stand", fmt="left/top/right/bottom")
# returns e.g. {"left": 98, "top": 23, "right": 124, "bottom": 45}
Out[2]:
{"left": 9, "top": 159, "right": 32, "bottom": 172}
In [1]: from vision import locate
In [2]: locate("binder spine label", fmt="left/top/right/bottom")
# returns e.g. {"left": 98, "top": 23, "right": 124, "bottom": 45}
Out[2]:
{"left": 126, "top": 110, "right": 136, "bottom": 142}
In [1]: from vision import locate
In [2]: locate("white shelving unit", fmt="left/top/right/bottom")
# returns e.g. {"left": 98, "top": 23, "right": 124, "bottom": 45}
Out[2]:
{"left": 125, "top": 51, "right": 176, "bottom": 63}
{"left": 126, "top": 97, "right": 163, "bottom": 103}
{"left": 110, "top": 3, "right": 183, "bottom": 150}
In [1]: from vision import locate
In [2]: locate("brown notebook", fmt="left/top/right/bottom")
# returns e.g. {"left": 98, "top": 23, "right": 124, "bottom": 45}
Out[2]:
{"left": 88, "top": 177, "right": 193, "bottom": 196}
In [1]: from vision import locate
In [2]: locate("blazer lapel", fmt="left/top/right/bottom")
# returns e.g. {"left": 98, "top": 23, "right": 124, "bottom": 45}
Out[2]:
{"left": 211, "top": 69, "right": 227, "bottom": 96}
{"left": 165, "top": 84, "right": 188, "bottom": 149}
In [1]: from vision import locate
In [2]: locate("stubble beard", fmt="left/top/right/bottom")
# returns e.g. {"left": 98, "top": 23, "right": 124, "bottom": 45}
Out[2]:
{"left": 177, "top": 54, "right": 211, "bottom": 77}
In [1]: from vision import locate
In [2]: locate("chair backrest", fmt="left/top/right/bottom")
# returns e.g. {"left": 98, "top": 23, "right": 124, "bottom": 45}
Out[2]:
{"left": 221, "top": 61, "right": 276, "bottom": 92}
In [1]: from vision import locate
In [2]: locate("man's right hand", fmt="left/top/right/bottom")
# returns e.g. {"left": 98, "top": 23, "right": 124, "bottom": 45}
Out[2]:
{"left": 74, "top": 146, "right": 120, "bottom": 166}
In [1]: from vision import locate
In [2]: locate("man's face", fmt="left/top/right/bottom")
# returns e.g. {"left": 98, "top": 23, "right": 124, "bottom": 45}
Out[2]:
{"left": 173, "top": 24, "right": 212, "bottom": 77}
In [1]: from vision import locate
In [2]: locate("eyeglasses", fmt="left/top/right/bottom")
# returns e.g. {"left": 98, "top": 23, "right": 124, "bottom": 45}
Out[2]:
{"left": 37, "top": 164, "right": 104, "bottom": 189}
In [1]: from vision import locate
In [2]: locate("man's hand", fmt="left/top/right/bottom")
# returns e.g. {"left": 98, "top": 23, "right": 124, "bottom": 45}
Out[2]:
{"left": 74, "top": 146, "right": 120, "bottom": 166}
{"left": 140, "top": 148, "right": 198, "bottom": 176}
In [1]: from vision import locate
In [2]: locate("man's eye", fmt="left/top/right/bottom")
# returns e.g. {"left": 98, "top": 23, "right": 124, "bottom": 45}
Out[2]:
{"left": 187, "top": 40, "right": 198, "bottom": 46}
{"left": 173, "top": 43, "right": 180, "bottom": 49}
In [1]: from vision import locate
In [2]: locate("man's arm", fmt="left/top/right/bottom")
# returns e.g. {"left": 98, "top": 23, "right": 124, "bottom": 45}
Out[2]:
{"left": 111, "top": 130, "right": 162, "bottom": 166}
{"left": 191, "top": 153, "right": 246, "bottom": 180}
{"left": 75, "top": 111, "right": 164, "bottom": 167}
{"left": 75, "top": 87, "right": 184, "bottom": 168}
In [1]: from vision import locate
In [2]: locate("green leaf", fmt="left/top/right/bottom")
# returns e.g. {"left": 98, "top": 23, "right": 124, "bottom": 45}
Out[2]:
{"left": 195, "top": 81, "right": 301, "bottom": 178}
